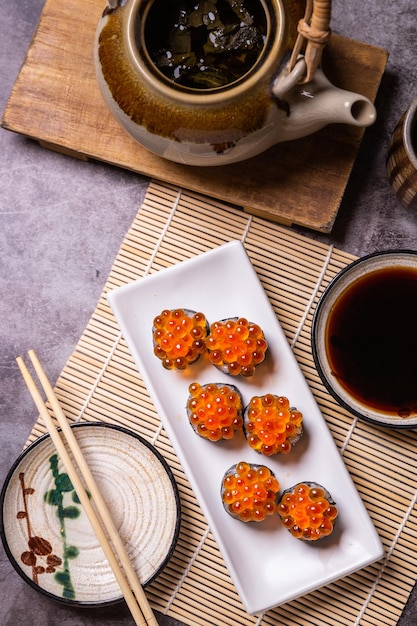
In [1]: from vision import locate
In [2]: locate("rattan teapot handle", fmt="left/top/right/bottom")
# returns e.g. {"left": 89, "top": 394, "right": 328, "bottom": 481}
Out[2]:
{"left": 288, "top": 0, "right": 332, "bottom": 82}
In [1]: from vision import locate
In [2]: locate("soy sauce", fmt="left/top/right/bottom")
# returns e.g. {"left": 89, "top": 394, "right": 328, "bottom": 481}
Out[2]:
{"left": 326, "top": 266, "right": 417, "bottom": 416}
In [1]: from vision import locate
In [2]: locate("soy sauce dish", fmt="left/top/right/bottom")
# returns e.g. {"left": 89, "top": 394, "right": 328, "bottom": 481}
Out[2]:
{"left": 312, "top": 250, "right": 417, "bottom": 429}
{"left": 0, "top": 423, "right": 181, "bottom": 606}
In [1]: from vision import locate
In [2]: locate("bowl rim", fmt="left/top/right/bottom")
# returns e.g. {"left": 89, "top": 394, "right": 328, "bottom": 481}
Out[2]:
{"left": 311, "top": 249, "right": 417, "bottom": 429}
{"left": 404, "top": 97, "right": 417, "bottom": 169}
{"left": 0, "top": 421, "right": 181, "bottom": 607}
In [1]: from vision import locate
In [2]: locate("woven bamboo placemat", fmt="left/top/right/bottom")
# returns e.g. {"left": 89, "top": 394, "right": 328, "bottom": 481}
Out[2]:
{"left": 26, "top": 181, "right": 417, "bottom": 625}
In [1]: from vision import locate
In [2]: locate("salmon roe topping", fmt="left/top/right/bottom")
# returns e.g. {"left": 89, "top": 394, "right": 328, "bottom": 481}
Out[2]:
{"left": 207, "top": 317, "right": 268, "bottom": 377}
{"left": 222, "top": 462, "right": 280, "bottom": 522}
{"left": 277, "top": 483, "right": 338, "bottom": 541}
{"left": 187, "top": 382, "right": 243, "bottom": 441}
{"left": 244, "top": 394, "right": 303, "bottom": 455}
{"left": 153, "top": 309, "right": 208, "bottom": 370}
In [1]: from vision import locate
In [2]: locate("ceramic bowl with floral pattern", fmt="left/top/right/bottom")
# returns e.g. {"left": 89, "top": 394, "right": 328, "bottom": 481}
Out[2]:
{"left": 0, "top": 423, "right": 180, "bottom": 605}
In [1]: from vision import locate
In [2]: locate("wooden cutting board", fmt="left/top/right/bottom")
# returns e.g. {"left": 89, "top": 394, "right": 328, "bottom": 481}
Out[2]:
{"left": 2, "top": 0, "right": 388, "bottom": 232}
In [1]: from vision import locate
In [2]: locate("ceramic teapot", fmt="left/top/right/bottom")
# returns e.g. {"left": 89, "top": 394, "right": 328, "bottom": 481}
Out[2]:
{"left": 94, "top": 0, "right": 376, "bottom": 166}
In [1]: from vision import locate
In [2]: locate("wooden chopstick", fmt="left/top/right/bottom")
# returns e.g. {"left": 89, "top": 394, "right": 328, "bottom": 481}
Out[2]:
{"left": 16, "top": 350, "right": 158, "bottom": 626}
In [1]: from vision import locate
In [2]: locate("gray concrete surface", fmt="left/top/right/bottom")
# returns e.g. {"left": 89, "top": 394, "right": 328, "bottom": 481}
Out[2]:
{"left": 1, "top": 1, "right": 417, "bottom": 624}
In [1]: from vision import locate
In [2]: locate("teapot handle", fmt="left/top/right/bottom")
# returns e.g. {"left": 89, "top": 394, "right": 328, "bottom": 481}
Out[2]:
{"left": 287, "top": 0, "right": 332, "bottom": 83}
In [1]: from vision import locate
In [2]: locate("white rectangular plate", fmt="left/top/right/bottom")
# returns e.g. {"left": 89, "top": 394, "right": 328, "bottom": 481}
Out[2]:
{"left": 107, "top": 241, "right": 384, "bottom": 615}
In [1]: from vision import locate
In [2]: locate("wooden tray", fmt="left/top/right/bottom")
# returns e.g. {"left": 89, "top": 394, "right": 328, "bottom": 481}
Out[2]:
{"left": 2, "top": 0, "right": 388, "bottom": 232}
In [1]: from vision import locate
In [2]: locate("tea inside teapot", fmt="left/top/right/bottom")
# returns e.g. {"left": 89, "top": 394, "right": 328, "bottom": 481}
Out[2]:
{"left": 144, "top": 0, "right": 268, "bottom": 89}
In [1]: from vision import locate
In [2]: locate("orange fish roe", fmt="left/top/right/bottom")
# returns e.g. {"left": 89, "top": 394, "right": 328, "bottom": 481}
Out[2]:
{"left": 278, "top": 482, "right": 338, "bottom": 541}
{"left": 244, "top": 394, "right": 303, "bottom": 455}
{"left": 207, "top": 317, "right": 268, "bottom": 377}
{"left": 152, "top": 309, "right": 208, "bottom": 370}
{"left": 221, "top": 461, "right": 280, "bottom": 523}
{"left": 187, "top": 382, "right": 243, "bottom": 442}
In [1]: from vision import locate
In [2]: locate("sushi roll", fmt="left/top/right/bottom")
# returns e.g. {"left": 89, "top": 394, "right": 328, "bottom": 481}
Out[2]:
{"left": 152, "top": 308, "right": 208, "bottom": 370}
{"left": 244, "top": 394, "right": 303, "bottom": 455}
{"left": 186, "top": 382, "right": 243, "bottom": 442}
{"left": 206, "top": 317, "right": 268, "bottom": 377}
{"left": 277, "top": 482, "right": 338, "bottom": 541}
{"left": 221, "top": 461, "right": 280, "bottom": 523}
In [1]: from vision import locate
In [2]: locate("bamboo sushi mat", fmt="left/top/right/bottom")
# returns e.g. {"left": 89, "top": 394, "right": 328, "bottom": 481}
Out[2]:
{"left": 26, "top": 180, "right": 417, "bottom": 626}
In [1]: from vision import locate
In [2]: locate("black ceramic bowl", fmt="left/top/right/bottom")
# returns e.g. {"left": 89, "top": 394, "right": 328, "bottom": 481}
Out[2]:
{"left": 312, "top": 250, "right": 417, "bottom": 429}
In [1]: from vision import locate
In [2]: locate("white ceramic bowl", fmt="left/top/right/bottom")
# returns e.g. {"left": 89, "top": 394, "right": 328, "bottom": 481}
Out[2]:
{"left": 312, "top": 250, "right": 417, "bottom": 429}
{"left": 0, "top": 423, "right": 180, "bottom": 606}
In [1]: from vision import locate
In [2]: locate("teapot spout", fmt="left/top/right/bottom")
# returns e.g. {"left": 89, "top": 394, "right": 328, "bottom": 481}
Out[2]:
{"left": 272, "top": 58, "right": 376, "bottom": 142}
{"left": 311, "top": 78, "right": 377, "bottom": 128}
{"left": 348, "top": 98, "right": 377, "bottom": 126}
